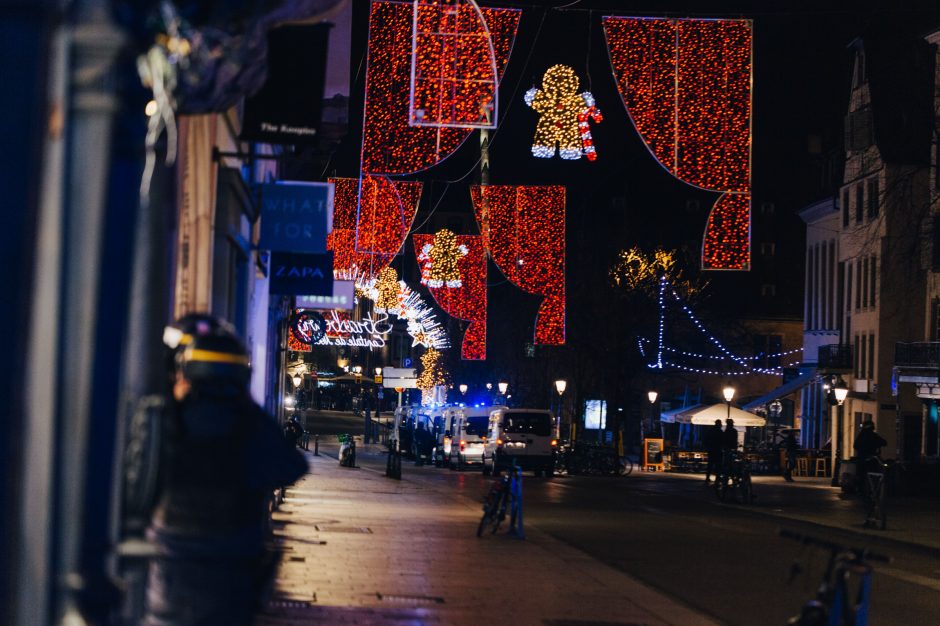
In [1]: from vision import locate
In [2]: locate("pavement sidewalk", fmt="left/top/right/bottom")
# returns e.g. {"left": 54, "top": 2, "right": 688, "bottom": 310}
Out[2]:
{"left": 256, "top": 445, "right": 720, "bottom": 626}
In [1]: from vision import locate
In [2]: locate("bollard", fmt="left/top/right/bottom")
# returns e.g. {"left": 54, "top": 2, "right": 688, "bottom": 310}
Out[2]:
{"left": 508, "top": 465, "right": 525, "bottom": 539}
{"left": 314, "top": 434, "right": 319, "bottom": 456}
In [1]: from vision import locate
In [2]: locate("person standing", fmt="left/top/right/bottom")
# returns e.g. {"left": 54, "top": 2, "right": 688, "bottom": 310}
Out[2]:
{"left": 853, "top": 418, "right": 887, "bottom": 492}
{"left": 144, "top": 322, "right": 308, "bottom": 625}
{"left": 783, "top": 430, "right": 799, "bottom": 482}
{"left": 703, "top": 419, "right": 723, "bottom": 484}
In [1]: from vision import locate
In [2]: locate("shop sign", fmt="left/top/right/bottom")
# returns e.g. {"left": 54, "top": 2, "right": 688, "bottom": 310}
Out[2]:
{"left": 259, "top": 182, "right": 333, "bottom": 253}
{"left": 296, "top": 280, "right": 355, "bottom": 311}
{"left": 291, "top": 311, "right": 327, "bottom": 345}
{"left": 269, "top": 251, "right": 334, "bottom": 296}
{"left": 316, "top": 310, "right": 392, "bottom": 350}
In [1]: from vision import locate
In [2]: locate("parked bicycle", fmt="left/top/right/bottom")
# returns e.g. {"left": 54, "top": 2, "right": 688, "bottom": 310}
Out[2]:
{"left": 714, "top": 450, "right": 753, "bottom": 504}
{"left": 561, "top": 442, "right": 629, "bottom": 476}
{"left": 860, "top": 456, "right": 888, "bottom": 530}
{"left": 780, "top": 528, "right": 890, "bottom": 625}
{"left": 478, "top": 464, "right": 523, "bottom": 538}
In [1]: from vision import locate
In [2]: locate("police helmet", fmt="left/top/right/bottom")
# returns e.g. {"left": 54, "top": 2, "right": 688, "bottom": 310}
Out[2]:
{"left": 177, "top": 330, "right": 250, "bottom": 385}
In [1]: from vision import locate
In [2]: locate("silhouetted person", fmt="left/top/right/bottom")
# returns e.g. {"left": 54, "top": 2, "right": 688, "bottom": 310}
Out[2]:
{"left": 703, "top": 419, "right": 723, "bottom": 484}
{"left": 284, "top": 415, "right": 303, "bottom": 449}
{"left": 853, "top": 418, "right": 887, "bottom": 491}
{"left": 783, "top": 430, "right": 798, "bottom": 482}
{"left": 145, "top": 322, "right": 307, "bottom": 625}
{"left": 720, "top": 418, "right": 738, "bottom": 477}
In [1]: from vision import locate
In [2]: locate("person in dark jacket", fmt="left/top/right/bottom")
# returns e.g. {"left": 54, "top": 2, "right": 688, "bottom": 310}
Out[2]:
{"left": 720, "top": 418, "right": 739, "bottom": 477}
{"left": 144, "top": 323, "right": 308, "bottom": 626}
{"left": 853, "top": 418, "right": 887, "bottom": 491}
{"left": 703, "top": 419, "right": 723, "bottom": 484}
{"left": 783, "top": 430, "right": 799, "bottom": 482}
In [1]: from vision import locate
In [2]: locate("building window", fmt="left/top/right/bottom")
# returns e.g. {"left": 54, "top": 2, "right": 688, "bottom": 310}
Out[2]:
{"left": 867, "top": 177, "right": 879, "bottom": 219}
{"left": 854, "top": 334, "right": 861, "bottom": 378}
{"left": 761, "top": 283, "right": 776, "bottom": 297}
{"left": 861, "top": 257, "right": 869, "bottom": 308}
{"left": 846, "top": 263, "right": 852, "bottom": 313}
{"left": 842, "top": 190, "right": 850, "bottom": 227}
{"left": 760, "top": 242, "right": 776, "bottom": 256}
{"left": 869, "top": 255, "right": 876, "bottom": 308}
{"left": 855, "top": 260, "right": 862, "bottom": 310}
{"left": 760, "top": 201, "right": 775, "bottom": 215}
{"left": 868, "top": 333, "right": 875, "bottom": 380}
{"left": 855, "top": 182, "right": 864, "bottom": 223}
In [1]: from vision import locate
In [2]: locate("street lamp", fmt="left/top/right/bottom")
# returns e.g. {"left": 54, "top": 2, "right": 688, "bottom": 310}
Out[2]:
{"left": 722, "top": 385, "right": 735, "bottom": 421}
{"left": 498, "top": 381, "right": 508, "bottom": 395}
{"left": 375, "top": 367, "right": 383, "bottom": 377}
{"left": 459, "top": 384, "right": 468, "bottom": 395}
{"left": 644, "top": 390, "right": 659, "bottom": 440}
{"left": 292, "top": 373, "right": 302, "bottom": 388}
{"left": 831, "top": 377, "right": 849, "bottom": 486}
{"left": 554, "top": 380, "right": 567, "bottom": 436}
{"left": 647, "top": 390, "right": 658, "bottom": 405}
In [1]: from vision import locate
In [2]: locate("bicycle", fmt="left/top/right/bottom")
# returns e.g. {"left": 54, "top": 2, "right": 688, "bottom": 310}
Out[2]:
{"left": 860, "top": 456, "right": 888, "bottom": 530}
{"left": 477, "top": 473, "right": 511, "bottom": 537}
{"left": 779, "top": 528, "right": 890, "bottom": 625}
{"left": 715, "top": 450, "right": 753, "bottom": 504}
{"left": 619, "top": 455, "right": 635, "bottom": 476}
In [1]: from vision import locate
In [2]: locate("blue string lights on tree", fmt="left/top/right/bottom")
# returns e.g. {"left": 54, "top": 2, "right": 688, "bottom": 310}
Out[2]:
{"left": 645, "top": 276, "right": 801, "bottom": 376}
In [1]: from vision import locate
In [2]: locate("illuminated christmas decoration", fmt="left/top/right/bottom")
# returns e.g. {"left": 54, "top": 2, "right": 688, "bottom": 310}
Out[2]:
{"left": 603, "top": 16, "right": 752, "bottom": 269}
{"left": 417, "top": 229, "right": 468, "bottom": 288}
{"left": 416, "top": 347, "right": 449, "bottom": 405}
{"left": 409, "top": 0, "right": 500, "bottom": 129}
{"left": 609, "top": 246, "right": 708, "bottom": 299}
{"left": 361, "top": 1, "right": 520, "bottom": 175}
{"left": 355, "top": 272, "right": 450, "bottom": 351}
{"left": 287, "top": 327, "right": 312, "bottom": 352}
{"left": 645, "top": 277, "right": 795, "bottom": 375}
{"left": 327, "top": 176, "right": 423, "bottom": 278}
{"left": 524, "top": 65, "right": 602, "bottom": 160}
{"left": 414, "top": 233, "right": 487, "bottom": 360}
{"left": 375, "top": 266, "right": 400, "bottom": 311}
{"left": 702, "top": 193, "right": 751, "bottom": 271}
{"left": 470, "top": 185, "right": 565, "bottom": 345}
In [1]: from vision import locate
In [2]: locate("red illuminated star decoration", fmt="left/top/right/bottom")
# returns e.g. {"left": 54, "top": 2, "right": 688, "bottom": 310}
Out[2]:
{"left": 603, "top": 16, "right": 752, "bottom": 270}
{"left": 360, "top": 0, "right": 520, "bottom": 175}
{"left": 414, "top": 233, "right": 487, "bottom": 360}
{"left": 470, "top": 185, "right": 565, "bottom": 345}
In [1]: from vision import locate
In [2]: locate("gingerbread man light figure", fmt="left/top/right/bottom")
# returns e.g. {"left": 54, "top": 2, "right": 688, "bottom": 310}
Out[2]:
{"left": 524, "top": 64, "right": 602, "bottom": 160}
{"left": 418, "top": 228, "right": 468, "bottom": 288}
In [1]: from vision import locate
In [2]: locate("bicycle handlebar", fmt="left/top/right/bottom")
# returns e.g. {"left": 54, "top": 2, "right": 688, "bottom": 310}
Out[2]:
{"left": 778, "top": 528, "right": 891, "bottom": 563}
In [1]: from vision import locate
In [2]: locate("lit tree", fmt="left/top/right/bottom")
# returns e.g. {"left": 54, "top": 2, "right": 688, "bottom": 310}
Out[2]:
{"left": 416, "top": 348, "right": 449, "bottom": 404}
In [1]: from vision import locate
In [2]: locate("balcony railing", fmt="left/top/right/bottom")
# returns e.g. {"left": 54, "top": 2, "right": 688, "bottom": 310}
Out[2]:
{"left": 895, "top": 342, "right": 940, "bottom": 368}
{"left": 817, "top": 344, "right": 852, "bottom": 371}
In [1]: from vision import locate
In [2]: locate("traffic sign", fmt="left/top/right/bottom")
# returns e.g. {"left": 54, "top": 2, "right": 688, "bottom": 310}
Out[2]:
{"left": 403, "top": 357, "right": 413, "bottom": 368}
{"left": 384, "top": 378, "right": 417, "bottom": 389}
{"left": 383, "top": 367, "right": 416, "bottom": 379}
{"left": 375, "top": 375, "right": 383, "bottom": 384}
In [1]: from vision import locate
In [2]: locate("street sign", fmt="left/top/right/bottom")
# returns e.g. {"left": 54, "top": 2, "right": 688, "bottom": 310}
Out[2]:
{"left": 382, "top": 367, "right": 416, "bottom": 379}
{"left": 384, "top": 378, "right": 417, "bottom": 389}
{"left": 375, "top": 375, "right": 383, "bottom": 384}
{"left": 296, "top": 280, "right": 355, "bottom": 311}
{"left": 402, "top": 357, "right": 413, "bottom": 368}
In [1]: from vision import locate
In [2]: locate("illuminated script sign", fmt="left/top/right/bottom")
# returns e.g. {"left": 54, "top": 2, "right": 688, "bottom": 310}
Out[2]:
{"left": 317, "top": 310, "right": 392, "bottom": 350}
{"left": 291, "top": 311, "right": 327, "bottom": 345}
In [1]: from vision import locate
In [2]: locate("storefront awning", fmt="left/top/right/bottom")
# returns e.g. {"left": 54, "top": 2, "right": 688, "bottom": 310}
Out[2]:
{"left": 661, "top": 403, "right": 766, "bottom": 427}
{"left": 741, "top": 368, "right": 816, "bottom": 412}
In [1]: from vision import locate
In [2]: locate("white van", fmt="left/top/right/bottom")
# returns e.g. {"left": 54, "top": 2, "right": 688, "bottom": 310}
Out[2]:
{"left": 448, "top": 405, "right": 505, "bottom": 470}
{"left": 433, "top": 407, "right": 461, "bottom": 467}
{"left": 482, "top": 409, "right": 557, "bottom": 476}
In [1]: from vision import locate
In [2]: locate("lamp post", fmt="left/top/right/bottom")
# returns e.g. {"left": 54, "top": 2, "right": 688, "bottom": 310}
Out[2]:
{"left": 831, "top": 377, "right": 849, "bottom": 487}
{"left": 646, "top": 390, "right": 658, "bottom": 440}
{"left": 459, "top": 383, "right": 468, "bottom": 396}
{"left": 722, "top": 385, "right": 735, "bottom": 421}
{"left": 555, "top": 379, "right": 567, "bottom": 436}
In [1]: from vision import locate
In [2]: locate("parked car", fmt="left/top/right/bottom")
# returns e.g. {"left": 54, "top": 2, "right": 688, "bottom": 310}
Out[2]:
{"left": 483, "top": 408, "right": 557, "bottom": 477}
{"left": 449, "top": 405, "right": 505, "bottom": 470}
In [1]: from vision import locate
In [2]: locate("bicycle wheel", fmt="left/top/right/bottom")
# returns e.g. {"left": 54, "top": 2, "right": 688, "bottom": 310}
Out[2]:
{"left": 716, "top": 475, "right": 730, "bottom": 502}
{"left": 619, "top": 457, "right": 634, "bottom": 476}
{"left": 477, "top": 487, "right": 502, "bottom": 537}
{"left": 491, "top": 490, "right": 510, "bottom": 534}
{"left": 740, "top": 473, "right": 753, "bottom": 504}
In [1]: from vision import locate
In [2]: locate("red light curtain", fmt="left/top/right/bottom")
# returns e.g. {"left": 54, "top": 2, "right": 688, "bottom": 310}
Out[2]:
{"left": 470, "top": 185, "right": 565, "bottom": 345}
{"left": 361, "top": 0, "right": 520, "bottom": 175}
{"left": 413, "top": 234, "right": 487, "bottom": 360}
{"left": 327, "top": 176, "right": 422, "bottom": 278}
{"left": 603, "top": 16, "right": 752, "bottom": 270}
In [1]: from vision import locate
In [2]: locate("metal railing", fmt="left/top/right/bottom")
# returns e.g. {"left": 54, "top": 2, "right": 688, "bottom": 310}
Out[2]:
{"left": 818, "top": 344, "right": 853, "bottom": 371}
{"left": 894, "top": 341, "right": 940, "bottom": 368}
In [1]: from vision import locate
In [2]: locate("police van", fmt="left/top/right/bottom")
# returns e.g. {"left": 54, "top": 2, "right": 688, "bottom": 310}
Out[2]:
{"left": 448, "top": 405, "right": 505, "bottom": 470}
{"left": 482, "top": 408, "right": 557, "bottom": 477}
